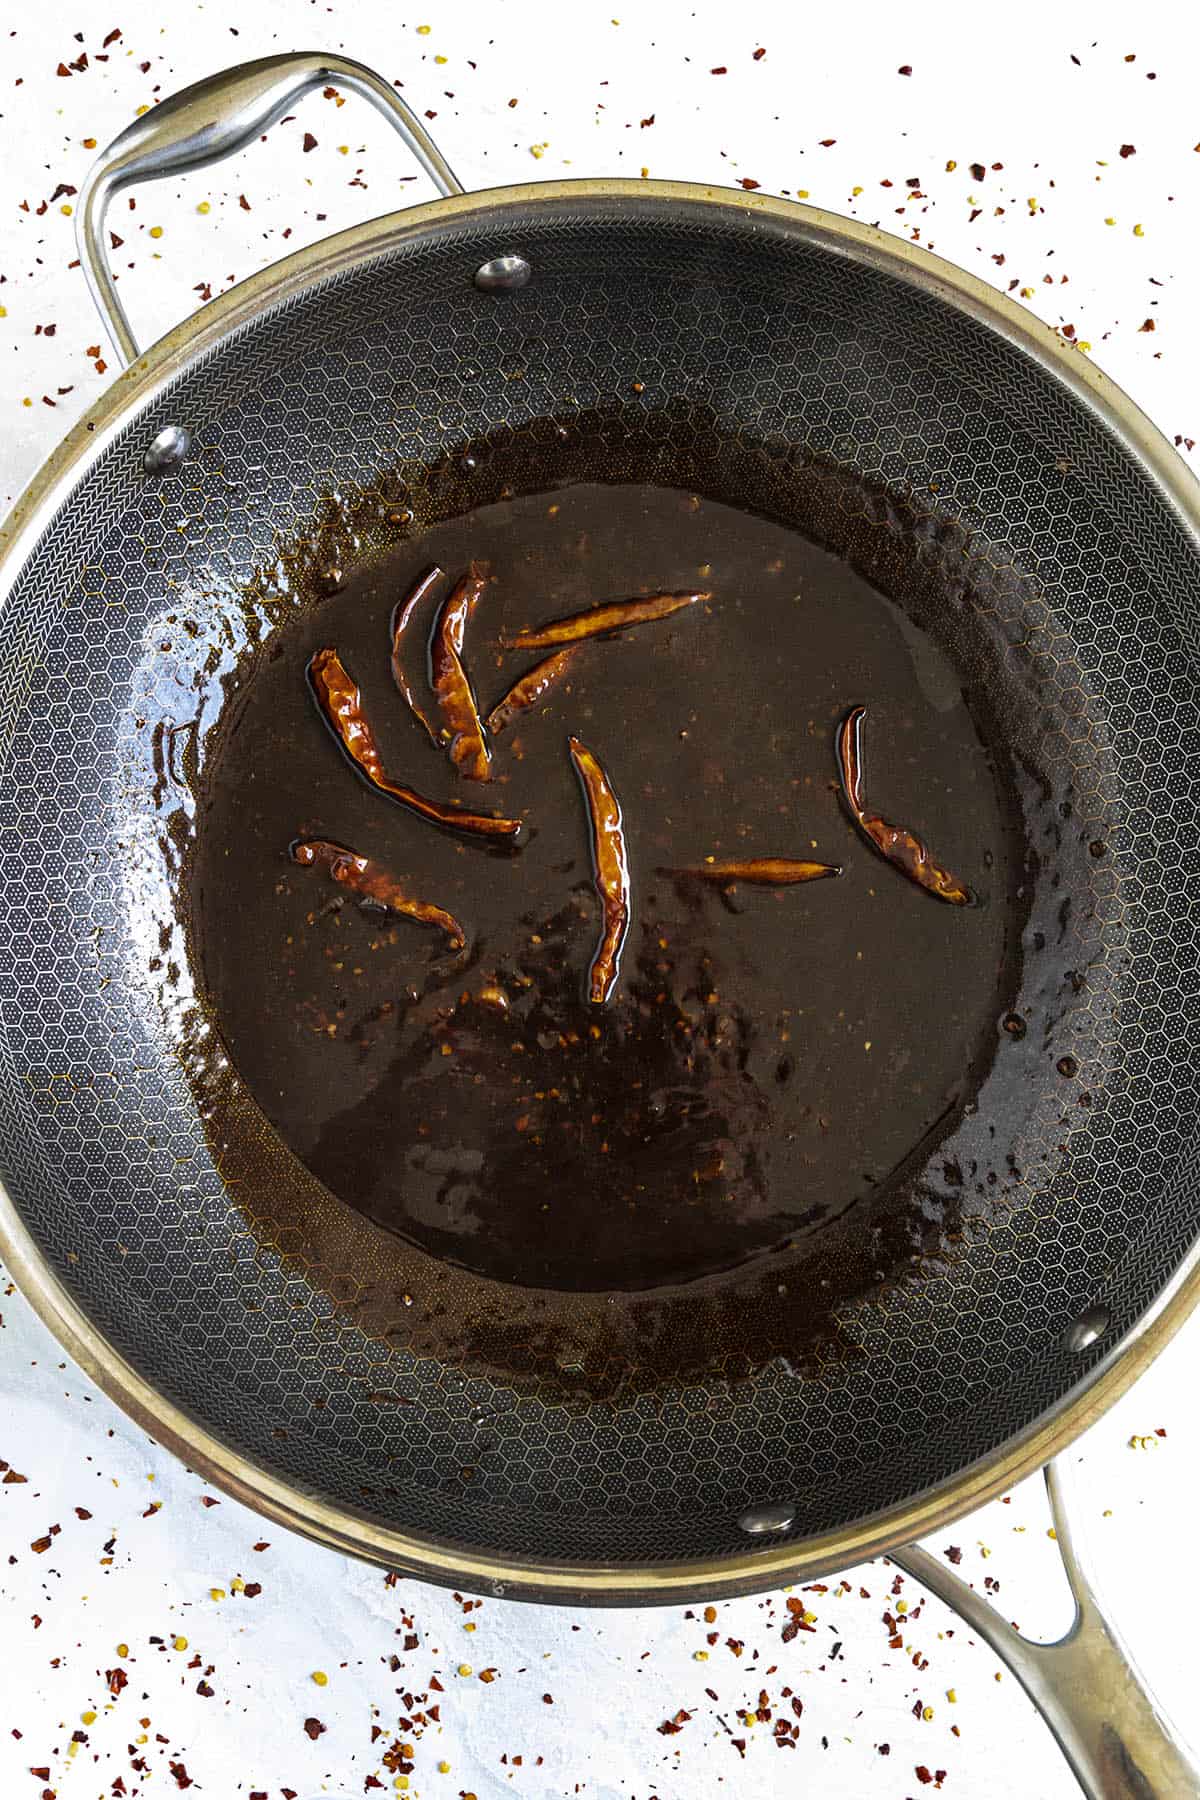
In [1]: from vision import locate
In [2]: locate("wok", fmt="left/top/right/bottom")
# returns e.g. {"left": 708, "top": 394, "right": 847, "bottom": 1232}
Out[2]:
{"left": 1, "top": 52, "right": 1198, "bottom": 1798}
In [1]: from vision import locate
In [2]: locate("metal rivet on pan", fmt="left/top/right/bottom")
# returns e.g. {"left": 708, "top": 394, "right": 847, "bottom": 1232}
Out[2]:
{"left": 1065, "top": 1303, "right": 1112, "bottom": 1352}
{"left": 737, "top": 1502, "right": 795, "bottom": 1536}
{"left": 474, "top": 254, "right": 532, "bottom": 292}
{"left": 142, "top": 424, "right": 192, "bottom": 474}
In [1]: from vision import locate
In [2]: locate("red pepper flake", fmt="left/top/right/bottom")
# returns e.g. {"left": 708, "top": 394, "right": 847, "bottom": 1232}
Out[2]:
{"left": 30, "top": 1535, "right": 53, "bottom": 1553}
{"left": 1120, "top": 143, "right": 1136, "bottom": 157}
{"left": 819, "top": 138, "right": 836, "bottom": 147}
{"left": 478, "top": 1667, "right": 498, "bottom": 1683}
{"left": 303, "top": 1716, "right": 326, "bottom": 1740}
{"left": 169, "top": 1761, "right": 193, "bottom": 1789}
{"left": 303, "top": 132, "right": 318, "bottom": 152}
{"left": 1156, "top": 1427, "right": 1168, "bottom": 1437}
{"left": 56, "top": 62, "right": 71, "bottom": 76}
{"left": 640, "top": 114, "right": 655, "bottom": 127}
{"left": 1140, "top": 318, "right": 1156, "bottom": 331}
{"left": 74, "top": 1506, "right": 92, "bottom": 1520}
{"left": 898, "top": 64, "right": 912, "bottom": 75}
{"left": 543, "top": 1692, "right": 554, "bottom": 1703}
{"left": 107, "top": 1666, "right": 128, "bottom": 1695}
{"left": 969, "top": 162, "right": 986, "bottom": 181}
{"left": 200, "top": 1496, "right": 220, "bottom": 1507}
{"left": 658, "top": 1708, "right": 692, "bottom": 1734}
{"left": 710, "top": 66, "right": 727, "bottom": 75}
{"left": 753, "top": 46, "right": 766, "bottom": 59}
{"left": 31, "top": 1770, "right": 50, "bottom": 1781}
{"left": 3, "top": 1469, "right": 28, "bottom": 1483}
{"left": 944, "top": 1544, "right": 962, "bottom": 1564}
{"left": 253, "top": 1540, "right": 270, "bottom": 1551}
{"left": 243, "top": 1580, "right": 262, "bottom": 1597}
{"left": 916, "top": 1768, "right": 934, "bottom": 1787}
{"left": 103, "top": 27, "right": 122, "bottom": 45}
{"left": 196, "top": 1679, "right": 214, "bottom": 1697}
{"left": 238, "top": 194, "right": 251, "bottom": 211}
{"left": 738, "top": 177, "right": 761, "bottom": 190}
{"left": 139, "top": 60, "right": 150, "bottom": 72}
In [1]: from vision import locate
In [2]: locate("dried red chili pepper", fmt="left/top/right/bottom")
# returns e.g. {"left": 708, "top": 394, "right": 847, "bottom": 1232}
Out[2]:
{"left": 389, "top": 564, "right": 443, "bottom": 745}
{"left": 290, "top": 838, "right": 464, "bottom": 949}
{"left": 486, "top": 647, "right": 576, "bottom": 735}
{"left": 672, "top": 857, "right": 841, "bottom": 884}
{"left": 569, "top": 736, "right": 630, "bottom": 1004}
{"left": 430, "top": 562, "right": 491, "bottom": 781}
{"left": 307, "top": 647, "right": 520, "bottom": 840}
{"left": 836, "top": 706, "right": 972, "bottom": 905}
{"left": 504, "top": 589, "right": 709, "bottom": 651}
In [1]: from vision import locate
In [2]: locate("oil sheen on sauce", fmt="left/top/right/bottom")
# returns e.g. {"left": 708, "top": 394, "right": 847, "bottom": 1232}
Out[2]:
{"left": 187, "top": 484, "right": 1018, "bottom": 1295}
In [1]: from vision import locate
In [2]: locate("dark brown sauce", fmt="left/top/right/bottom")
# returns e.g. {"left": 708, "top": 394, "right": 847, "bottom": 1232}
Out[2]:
{"left": 188, "top": 483, "right": 1019, "bottom": 1296}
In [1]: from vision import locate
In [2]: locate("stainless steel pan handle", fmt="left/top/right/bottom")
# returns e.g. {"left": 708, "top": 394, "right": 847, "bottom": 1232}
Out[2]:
{"left": 75, "top": 51, "right": 464, "bottom": 366}
{"left": 894, "top": 1459, "right": 1198, "bottom": 1799}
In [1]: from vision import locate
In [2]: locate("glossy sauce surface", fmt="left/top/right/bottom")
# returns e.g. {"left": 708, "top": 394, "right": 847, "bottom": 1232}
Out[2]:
{"left": 188, "top": 484, "right": 1015, "bottom": 1293}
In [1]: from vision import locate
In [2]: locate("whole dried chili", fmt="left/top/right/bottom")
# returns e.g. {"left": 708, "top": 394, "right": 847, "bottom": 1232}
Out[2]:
{"left": 389, "top": 564, "right": 444, "bottom": 745}
{"left": 307, "top": 647, "right": 520, "bottom": 840}
{"left": 569, "top": 736, "right": 630, "bottom": 1005}
{"left": 504, "top": 589, "right": 709, "bottom": 651}
{"left": 486, "top": 647, "right": 576, "bottom": 735}
{"left": 430, "top": 562, "right": 491, "bottom": 781}
{"left": 836, "top": 706, "right": 972, "bottom": 905}
{"left": 672, "top": 857, "right": 841, "bottom": 884}
{"left": 290, "top": 838, "right": 465, "bottom": 949}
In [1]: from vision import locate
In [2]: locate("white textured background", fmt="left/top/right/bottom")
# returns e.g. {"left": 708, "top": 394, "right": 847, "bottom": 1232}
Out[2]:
{"left": 1, "top": 3, "right": 1198, "bottom": 1796}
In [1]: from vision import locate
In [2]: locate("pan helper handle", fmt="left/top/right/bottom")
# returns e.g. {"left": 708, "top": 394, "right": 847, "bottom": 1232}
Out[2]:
{"left": 76, "top": 52, "right": 465, "bottom": 366}
{"left": 893, "top": 1458, "right": 1199, "bottom": 1800}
